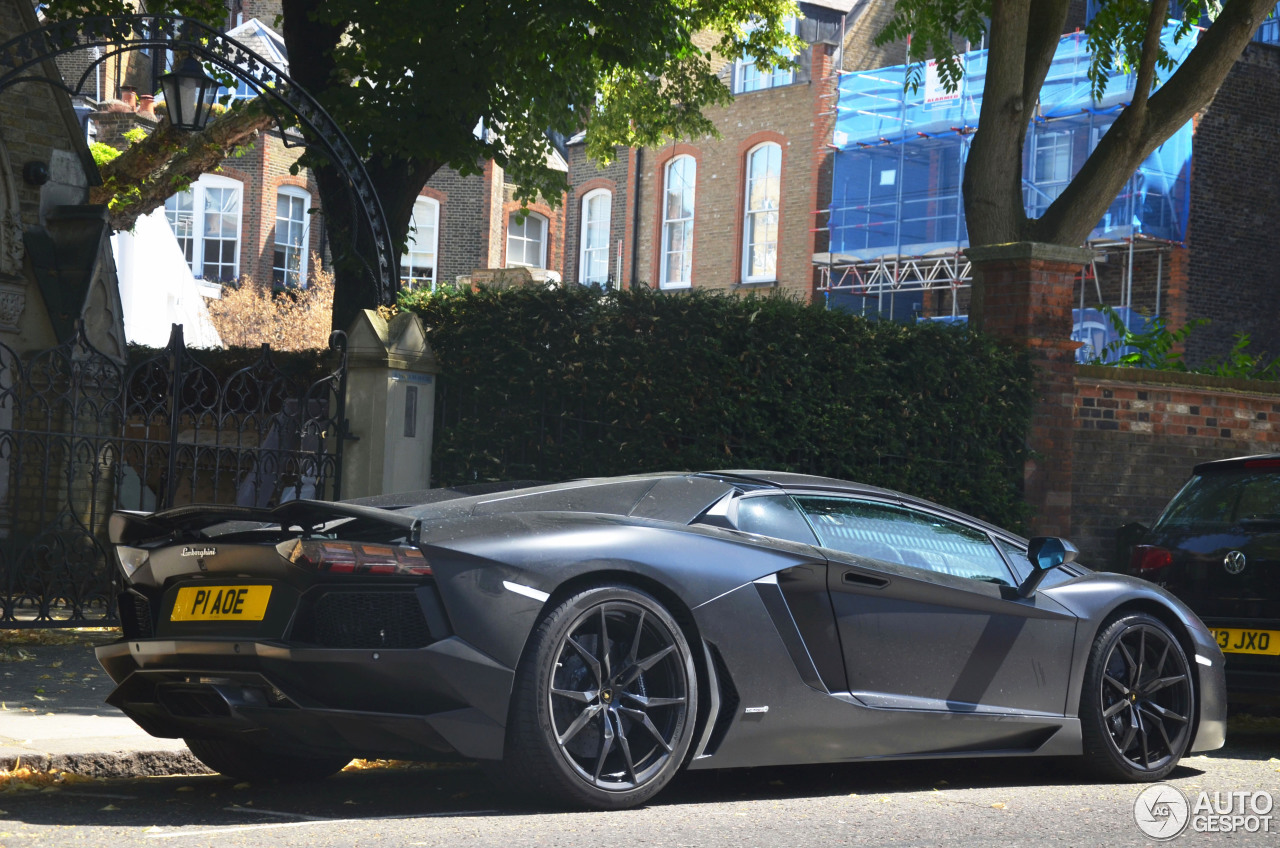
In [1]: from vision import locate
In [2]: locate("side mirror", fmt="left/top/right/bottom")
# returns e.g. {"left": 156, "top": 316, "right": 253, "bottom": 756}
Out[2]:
{"left": 1019, "top": 536, "right": 1079, "bottom": 598}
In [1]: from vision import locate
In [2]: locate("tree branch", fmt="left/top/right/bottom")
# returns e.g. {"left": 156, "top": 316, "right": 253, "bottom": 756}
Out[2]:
{"left": 1142, "top": 0, "right": 1276, "bottom": 141}
{"left": 91, "top": 99, "right": 273, "bottom": 230}
{"left": 1129, "top": 0, "right": 1170, "bottom": 116}
{"left": 1035, "top": 0, "right": 1276, "bottom": 244}
{"left": 1022, "top": 0, "right": 1072, "bottom": 119}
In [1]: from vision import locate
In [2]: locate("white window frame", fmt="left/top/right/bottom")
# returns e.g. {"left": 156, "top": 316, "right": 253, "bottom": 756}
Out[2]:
{"left": 506, "top": 211, "right": 547, "bottom": 269}
{"left": 579, "top": 189, "right": 612, "bottom": 286}
{"left": 660, "top": 155, "right": 696, "bottom": 289}
{"left": 164, "top": 174, "right": 243, "bottom": 284}
{"left": 735, "top": 16, "right": 797, "bottom": 94}
{"left": 401, "top": 196, "right": 440, "bottom": 289}
{"left": 1028, "top": 129, "right": 1072, "bottom": 217}
{"left": 273, "top": 186, "right": 310, "bottom": 288}
{"left": 742, "top": 142, "right": 782, "bottom": 283}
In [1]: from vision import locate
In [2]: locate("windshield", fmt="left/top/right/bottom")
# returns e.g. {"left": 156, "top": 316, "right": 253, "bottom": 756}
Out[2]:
{"left": 1153, "top": 470, "right": 1280, "bottom": 530}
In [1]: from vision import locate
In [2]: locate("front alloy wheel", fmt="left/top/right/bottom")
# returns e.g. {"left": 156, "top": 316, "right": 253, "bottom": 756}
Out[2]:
{"left": 1081, "top": 612, "right": 1194, "bottom": 781}
{"left": 501, "top": 585, "right": 697, "bottom": 809}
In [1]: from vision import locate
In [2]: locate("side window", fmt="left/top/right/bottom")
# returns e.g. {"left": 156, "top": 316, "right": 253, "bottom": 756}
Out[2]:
{"left": 996, "top": 538, "right": 1032, "bottom": 579}
{"left": 735, "top": 495, "right": 818, "bottom": 546}
{"left": 794, "top": 497, "right": 1015, "bottom": 586}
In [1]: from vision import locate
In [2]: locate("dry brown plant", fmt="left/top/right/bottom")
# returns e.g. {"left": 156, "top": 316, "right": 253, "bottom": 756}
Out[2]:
{"left": 206, "top": 257, "right": 334, "bottom": 351}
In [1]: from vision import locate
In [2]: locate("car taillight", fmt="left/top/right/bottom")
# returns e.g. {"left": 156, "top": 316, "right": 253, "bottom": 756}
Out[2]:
{"left": 1131, "top": 545, "right": 1173, "bottom": 576}
{"left": 279, "top": 540, "right": 433, "bottom": 576}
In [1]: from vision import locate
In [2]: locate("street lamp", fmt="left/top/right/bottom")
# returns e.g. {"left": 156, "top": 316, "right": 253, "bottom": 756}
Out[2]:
{"left": 157, "top": 55, "right": 217, "bottom": 131}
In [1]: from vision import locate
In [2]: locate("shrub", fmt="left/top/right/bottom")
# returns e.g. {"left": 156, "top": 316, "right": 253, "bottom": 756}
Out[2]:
{"left": 402, "top": 285, "right": 1035, "bottom": 529}
{"left": 206, "top": 260, "right": 334, "bottom": 351}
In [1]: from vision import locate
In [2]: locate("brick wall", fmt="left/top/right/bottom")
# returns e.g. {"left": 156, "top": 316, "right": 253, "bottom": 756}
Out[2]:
{"left": 1072, "top": 365, "right": 1280, "bottom": 569}
{"left": 426, "top": 163, "right": 499, "bottom": 285}
{"left": 90, "top": 109, "right": 156, "bottom": 149}
{"left": 1184, "top": 42, "right": 1280, "bottom": 366}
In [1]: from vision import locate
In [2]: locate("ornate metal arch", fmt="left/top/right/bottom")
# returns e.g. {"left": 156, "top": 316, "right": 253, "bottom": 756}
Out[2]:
{"left": 0, "top": 14, "right": 397, "bottom": 305}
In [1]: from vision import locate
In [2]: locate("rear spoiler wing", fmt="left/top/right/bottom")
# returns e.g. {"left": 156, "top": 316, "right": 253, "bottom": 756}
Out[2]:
{"left": 108, "top": 499, "right": 420, "bottom": 546}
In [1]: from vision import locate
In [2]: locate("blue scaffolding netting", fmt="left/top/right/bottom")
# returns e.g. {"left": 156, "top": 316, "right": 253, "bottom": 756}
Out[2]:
{"left": 828, "top": 26, "right": 1198, "bottom": 264}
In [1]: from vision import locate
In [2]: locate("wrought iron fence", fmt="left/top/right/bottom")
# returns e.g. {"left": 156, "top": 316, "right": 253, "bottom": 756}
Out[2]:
{"left": 0, "top": 324, "right": 348, "bottom": 627}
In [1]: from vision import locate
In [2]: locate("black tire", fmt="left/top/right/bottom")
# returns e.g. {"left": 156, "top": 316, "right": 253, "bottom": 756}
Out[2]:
{"left": 184, "top": 736, "right": 352, "bottom": 783}
{"left": 1080, "top": 612, "right": 1195, "bottom": 782}
{"left": 497, "top": 584, "right": 698, "bottom": 809}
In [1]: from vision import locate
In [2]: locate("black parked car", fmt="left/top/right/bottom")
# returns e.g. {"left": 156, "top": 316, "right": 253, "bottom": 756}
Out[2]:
{"left": 99, "top": 471, "right": 1226, "bottom": 809}
{"left": 1126, "top": 454, "right": 1280, "bottom": 701}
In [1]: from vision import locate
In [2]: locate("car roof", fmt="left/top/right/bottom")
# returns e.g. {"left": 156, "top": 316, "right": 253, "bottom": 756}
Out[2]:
{"left": 706, "top": 470, "right": 902, "bottom": 499}
{"left": 1192, "top": 453, "right": 1280, "bottom": 475}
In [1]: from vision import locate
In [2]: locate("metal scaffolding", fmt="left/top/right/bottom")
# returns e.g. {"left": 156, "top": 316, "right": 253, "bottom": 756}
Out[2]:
{"left": 816, "top": 25, "right": 1197, "bottom": 336}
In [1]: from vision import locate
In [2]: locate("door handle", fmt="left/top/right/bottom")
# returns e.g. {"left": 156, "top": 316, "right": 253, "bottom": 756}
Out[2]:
{"left": 842, "top": 570, "right": 889, "bottom": 589}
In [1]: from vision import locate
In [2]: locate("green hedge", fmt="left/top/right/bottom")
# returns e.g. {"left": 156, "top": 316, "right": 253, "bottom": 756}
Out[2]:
{"left": 403, "top": 286, "right": 1035, "bottom": 529}
{"left": 124, "top": 343, "right": 340, "bottom": 390}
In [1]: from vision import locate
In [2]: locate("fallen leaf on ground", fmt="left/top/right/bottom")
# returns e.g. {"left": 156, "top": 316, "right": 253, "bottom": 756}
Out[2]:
{"left": 100, "top": 804, "right": 119, "bottom": 811}
{"left": 991, "top": 802, "right": 1007, "bottom": 810}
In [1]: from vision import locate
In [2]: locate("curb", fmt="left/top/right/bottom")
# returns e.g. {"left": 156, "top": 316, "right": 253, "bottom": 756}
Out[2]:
{"left": 0, "top": 749, "right": 213, "bottom": 779}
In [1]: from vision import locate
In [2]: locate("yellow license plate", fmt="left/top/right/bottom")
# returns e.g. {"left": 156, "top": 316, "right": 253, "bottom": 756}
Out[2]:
{"left": 171, "top": 585, "right": 271, "bottom": 622}
{"left": 1210, "top": 628, "right": 1280, "bottom": 656}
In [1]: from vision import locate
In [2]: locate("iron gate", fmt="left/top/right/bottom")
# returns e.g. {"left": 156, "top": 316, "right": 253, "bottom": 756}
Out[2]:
{"left": 0, "top": 324, "right": 348, "bottom": 627}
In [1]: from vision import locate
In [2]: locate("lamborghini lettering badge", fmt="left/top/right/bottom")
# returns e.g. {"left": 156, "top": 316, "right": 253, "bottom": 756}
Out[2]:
{"left": 182, "top": 547, "right": 217, "bottom": 558}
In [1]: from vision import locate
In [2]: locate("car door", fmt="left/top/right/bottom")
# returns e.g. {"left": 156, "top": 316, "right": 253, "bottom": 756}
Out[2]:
{"left": 792, "top": 495, "right": 1077, "bottom": 718}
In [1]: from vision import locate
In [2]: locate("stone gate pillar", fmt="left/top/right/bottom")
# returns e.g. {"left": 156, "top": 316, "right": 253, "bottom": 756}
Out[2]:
{"left": 966, "top": 242, "right": 1090, "bottom": 538}
{"left": 340, "top": 309, "right": 439, "bottom": 499}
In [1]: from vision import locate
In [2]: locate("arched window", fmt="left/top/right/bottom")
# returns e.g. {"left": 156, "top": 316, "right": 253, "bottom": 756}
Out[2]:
{"left": 507, "top": 211, "right": 547, "bottom": 268}
{"left": 742, "top": 143, "right": 781, "bottom": 282}
{"left": 273, "top": 186, "right": 311, "bottom": 288}
{"left": 660, "top": 155, "right": 696, "bottom": 289}
{"left": 402, "top": 197, "right": 440, "bottom": 289}
{"left": 163, "top": 174, "right": 243, "bottom": 283}
{"left": 579, "top": 189, "right": 612, "bottom": 286}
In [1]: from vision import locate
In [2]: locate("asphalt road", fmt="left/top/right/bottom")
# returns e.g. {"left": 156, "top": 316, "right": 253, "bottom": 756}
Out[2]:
{"left": 2, "top": 727, "right": 1277, "bottom": 848}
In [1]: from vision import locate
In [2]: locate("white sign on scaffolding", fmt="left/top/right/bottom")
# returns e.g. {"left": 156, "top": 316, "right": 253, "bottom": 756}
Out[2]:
{"left": 924, "top": 58, "right": 963, "bottom": 104}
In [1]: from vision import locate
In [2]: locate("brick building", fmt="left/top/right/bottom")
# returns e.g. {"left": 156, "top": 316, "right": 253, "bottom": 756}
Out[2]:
{"left": 556, "top": 2, "right": 855, "bottom": 298}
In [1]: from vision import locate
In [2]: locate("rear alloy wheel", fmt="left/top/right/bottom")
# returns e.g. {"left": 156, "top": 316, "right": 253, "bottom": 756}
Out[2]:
{"left": 184, "top": 736, "right": 352, "bottom": 783}
{"left": 501, "top": 585, "right": 697, "bottom": 809}
{"left": 1081, "top": 613, "right": 1194, "bottom": 781}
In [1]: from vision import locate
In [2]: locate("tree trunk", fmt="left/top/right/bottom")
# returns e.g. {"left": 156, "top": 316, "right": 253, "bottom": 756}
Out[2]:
{"left": 278, "top": 0, "right": 446, "bottom": 332}
{"left": 962, "top": 0, "right": 1071, "bottom": 249}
